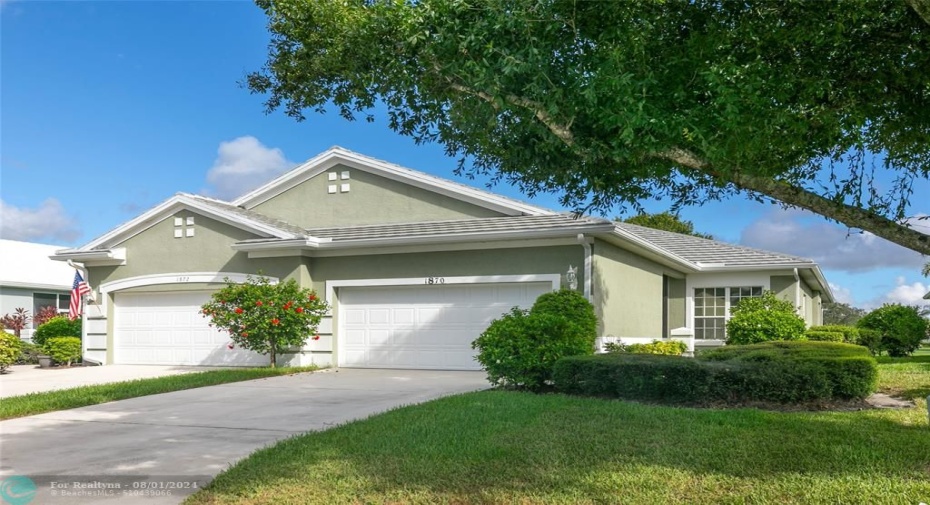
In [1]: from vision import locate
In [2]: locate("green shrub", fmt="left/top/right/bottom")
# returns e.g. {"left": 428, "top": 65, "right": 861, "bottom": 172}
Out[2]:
{"left": 45, "top": 337, "right": 82, "bottom": 366}
{"left": 856, "top": 304, "right": 928, "bottom": 357}
{"left": 14, "top": 341, "right": 42, "bottom": 365}
{"left": 604, "top": 339, "right": 688, "bottom": 355}
{"left": 856, "top": 328, "right": 883, "bottom": 355}
{"left": 32, "top": 316, "right": 81, "bottom": 347}
{"left": 808, "top": 325, "right": 860, "bottom": 343}
{"left": 555, "top": 341, "right": 877, "bottom": 404}
{"left": 0, "top": 331, "right": 22, "bottom": 373}
{"left": 530, "top": 289, "right": 598, "bottom": 336}
{"left": 472, "top": 290, "right": 596, "bottom": 390}
{"left": 726, "top": 291, "right": 806, "bottom": 345}
{"left": 804, "top": 330, "right": 845, "bottom": 342}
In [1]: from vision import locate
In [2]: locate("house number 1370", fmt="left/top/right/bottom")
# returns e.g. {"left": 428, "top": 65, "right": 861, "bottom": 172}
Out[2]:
{"left": 425, "top": 277, "right": 445, "bottom": 285}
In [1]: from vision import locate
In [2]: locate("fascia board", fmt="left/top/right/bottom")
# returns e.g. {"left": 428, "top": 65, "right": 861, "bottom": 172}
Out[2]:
{"left": 232, "top": 147, "right": 554, "bottom": 217}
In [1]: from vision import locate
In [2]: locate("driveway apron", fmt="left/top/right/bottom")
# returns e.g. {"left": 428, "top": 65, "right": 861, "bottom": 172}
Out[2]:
{"left": 0, "top": 369, "right": 489, "bottom": 504}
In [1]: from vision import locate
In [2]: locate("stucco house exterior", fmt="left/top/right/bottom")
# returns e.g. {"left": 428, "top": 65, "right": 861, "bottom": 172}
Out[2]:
{"left": 1, "top": 240, "right": 75, "bottom": 340}
{"left": 51, "top": 147, "right": 832, "bottom": 369}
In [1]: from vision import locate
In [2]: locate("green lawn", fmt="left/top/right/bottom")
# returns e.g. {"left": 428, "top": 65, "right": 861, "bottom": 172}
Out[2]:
{"left": 0, "top": 366, "right": 318, "bottom": 420}
{"left": 188, "top": 358, "right": 930, "bottom": 505}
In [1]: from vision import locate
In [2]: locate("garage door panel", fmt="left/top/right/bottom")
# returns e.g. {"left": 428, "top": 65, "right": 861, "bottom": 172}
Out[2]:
{"left": 115, "top": 291, "right": 268, "bottom": 366}
{"left": 340, "top": 281, "right": 551, "bottom": 370}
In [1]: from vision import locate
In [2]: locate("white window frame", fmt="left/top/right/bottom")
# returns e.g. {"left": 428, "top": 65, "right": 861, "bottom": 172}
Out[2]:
{"left": 693, "top": 285, "right": 764, "bottom": 340}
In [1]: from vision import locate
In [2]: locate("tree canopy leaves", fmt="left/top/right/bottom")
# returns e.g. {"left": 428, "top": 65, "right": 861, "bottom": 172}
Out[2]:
{"left": 248, "top": 0, "right": 930, "bottom": 254}
{"left": 620, "top": 212, "right": 713, "bottom": 239}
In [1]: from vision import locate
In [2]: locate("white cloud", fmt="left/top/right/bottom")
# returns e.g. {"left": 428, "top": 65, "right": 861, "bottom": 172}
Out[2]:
{"left": 740, "top": 209, "right": 927, "bottom": 273}
{"left": 0, "top": 198, "right": 81, "bottom": 243}
{"left": 828, "top": 282, "right": 855, "bottom": 305}
{"left": 866, "top": 277, "right": 930, "bottom": 309}
{"left": 205, "top": 136, "right": 295, "bottom": 200}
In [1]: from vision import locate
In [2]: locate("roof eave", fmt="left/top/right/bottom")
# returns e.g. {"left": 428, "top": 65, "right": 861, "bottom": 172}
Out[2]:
{"left": 50, "top": 248, "right": 127, "bottom": 266}
{"left": 232, "top": 224, "right": 614, "bottom": 253}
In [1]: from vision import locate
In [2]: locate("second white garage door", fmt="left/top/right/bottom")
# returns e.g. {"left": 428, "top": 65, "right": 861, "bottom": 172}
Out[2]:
{"left": 339, "top": 282, "right": 552, "bottom": 370}
{"left": 114, "top": 291, "right": 268, "bottom": 366}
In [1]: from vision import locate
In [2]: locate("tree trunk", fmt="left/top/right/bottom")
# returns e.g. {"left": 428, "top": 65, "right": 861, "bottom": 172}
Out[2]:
{"left": 906, "top": 0, "right": 930, "bottom": 27}
{"left": 270, "top": 339, "right": 277, "bottom": 368}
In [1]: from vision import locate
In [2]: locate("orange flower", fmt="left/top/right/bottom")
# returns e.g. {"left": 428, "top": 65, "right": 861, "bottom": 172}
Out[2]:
{"left": 271, "top": 318, "right": 280, "bottom": 325}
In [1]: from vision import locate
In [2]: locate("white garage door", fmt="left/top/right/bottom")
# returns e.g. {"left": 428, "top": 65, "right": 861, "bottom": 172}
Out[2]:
{"left": 339, "top": 282, "right": 552, "bottom": 370}
{"left": 114, "top": 291, "right": 268, "bottom": 366}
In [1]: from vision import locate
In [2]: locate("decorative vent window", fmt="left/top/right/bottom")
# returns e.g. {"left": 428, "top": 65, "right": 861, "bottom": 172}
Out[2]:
{"left": 694, "top": 286, "right": 763, "bottom": 339}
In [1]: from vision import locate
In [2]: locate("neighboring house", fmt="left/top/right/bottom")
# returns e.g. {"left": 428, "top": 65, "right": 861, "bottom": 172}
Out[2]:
{"left": 52, "top": 147, "right": 832, "bottom": 369}
{"left": 1, "top": 239, "right": 75, "bottom": 340}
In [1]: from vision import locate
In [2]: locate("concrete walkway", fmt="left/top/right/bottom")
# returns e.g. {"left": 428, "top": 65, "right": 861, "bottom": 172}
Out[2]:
{"left": 0, "top": 369, "right": 489, "bottom": 504}
{"left": 0, "top": 365, "right": 222, "bottom": 398}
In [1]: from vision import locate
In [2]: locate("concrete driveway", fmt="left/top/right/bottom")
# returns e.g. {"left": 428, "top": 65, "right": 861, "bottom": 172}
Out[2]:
{"left": 0, "top": 365, "right": 224, "bottom": 399}
{"left": 0, "top": 369, "right": 489, "bottom": 504}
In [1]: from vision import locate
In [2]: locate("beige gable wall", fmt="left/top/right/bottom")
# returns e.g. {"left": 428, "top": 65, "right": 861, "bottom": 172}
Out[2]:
{"left": 88, "top": 210, "right": 303, "bottom": 289}
{"left": 250, "top": 164, "right": 506, "bottom": 228}
{"left": 592, "top": 239, "right": 684, "bottom": 339}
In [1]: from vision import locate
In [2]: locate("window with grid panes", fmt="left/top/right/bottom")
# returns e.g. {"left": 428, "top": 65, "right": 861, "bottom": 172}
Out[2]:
{"left": 693, "top": 286, "right": 763, "bottom": 339}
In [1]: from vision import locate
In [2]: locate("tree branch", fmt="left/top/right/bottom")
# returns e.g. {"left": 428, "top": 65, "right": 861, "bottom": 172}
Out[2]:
{"left": 445, "top": 81, "right": 575, "bottom": 145}
{"left": 906, "top": 0, "right": 930, "bottom": 27}
{"left": 656, "top": 147, "right": 930, "bottom": 256}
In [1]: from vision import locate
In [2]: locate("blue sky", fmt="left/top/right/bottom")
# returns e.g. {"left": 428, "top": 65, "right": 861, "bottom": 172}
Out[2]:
{"left": 2, "top": 1, "right": 928, "bottom": 309}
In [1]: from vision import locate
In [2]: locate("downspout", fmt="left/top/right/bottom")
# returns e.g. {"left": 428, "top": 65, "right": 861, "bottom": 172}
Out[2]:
{"left": 792, "top": 268, "right": 801, "bottom": 316}
{"left": 577, "top": 234, "right": 593, "bottom": 301}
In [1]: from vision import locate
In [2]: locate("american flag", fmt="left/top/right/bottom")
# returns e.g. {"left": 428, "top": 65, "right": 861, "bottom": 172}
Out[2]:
{"left": 69, "top": 271, "right": 91, "bottom": 320}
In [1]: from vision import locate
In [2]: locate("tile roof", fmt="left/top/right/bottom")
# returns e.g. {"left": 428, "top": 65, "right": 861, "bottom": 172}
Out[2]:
{"left": 304, "top": 214, "right": 612, "bottom": 241}
{"left": 185, "top": 194, "right": 308, "bottom": 238}
{"left": 614, "top": 222, "right": 816, "bottom": 267}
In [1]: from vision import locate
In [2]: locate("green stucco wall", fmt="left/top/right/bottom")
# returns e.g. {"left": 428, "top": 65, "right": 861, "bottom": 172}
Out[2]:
{"left": 308, "top": 245, "right": 583, "bottom": 293}
{"left": 87, "top": 210, "right": 303, "bottom": 289}
{"left": 770, "top": 275, "right": 796, "bottom": 302}
{"left": 667, "top": 277, "right": 686, "bottom": 332}
{"left": 592, "top": 239, "right": 673, "bottom": 338}
{"left": 251, "top": 164, "right": 505, "bottom": 228}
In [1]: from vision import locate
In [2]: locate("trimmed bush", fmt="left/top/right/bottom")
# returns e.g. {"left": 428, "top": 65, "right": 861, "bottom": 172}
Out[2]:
{"left": 554, "top": 341, "right": 877, "bottom": 404}
{"left": 856, "top": 328, "right": 883, "bottom": 356}
{"left": 45, "top": 337, "right": 82, "bottom": 366}
{"left": 32, "top": 316, "right": 81, "bottom": 347}
{"left": 856, "top": 304, "right": 928, "bottom": 357}
{"left": 531, "top": 289, "right": 598, "bottom": 337}
{"left": 472, "top": 290, "right": 596, "bottom": 390}
{"left": 604, "top": 339, "right": 688, "bottom": 355}
{"left": 803, "top": 330, "right": 845, "bottom": 342}
{"left": 0, "top": 331, "right": 21, "bottom": 373}
{"left": 726, "top": 291, "right": 806, "bottom": 345}
{"left": 807, "top": 325, "right": 860, "bottom": 343}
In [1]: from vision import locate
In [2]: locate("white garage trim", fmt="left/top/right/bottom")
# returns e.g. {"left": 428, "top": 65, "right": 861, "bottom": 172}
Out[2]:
{"left": 324, "top": 274, "right": 561, "bottom": 308}
{"left": 328, "top": 274, "right": 560, "bottom": 370}
{"left": 100, "top": 272, "right": 278, "bottom": 293}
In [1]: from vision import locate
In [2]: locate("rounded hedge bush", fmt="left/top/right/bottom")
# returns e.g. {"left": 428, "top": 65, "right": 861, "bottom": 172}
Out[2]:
{"left": 472, "top": 289, "right": 596, "bottom": 390}
{"left": 45, "top": 336, "right": 82, "bottom": 366}
{"left": 32, "top": 316, "right": 81, "bottom": 347}
{"left": 856, "top": 304, "right": 928, "bottom": 357}
{"left": 804, "top": 330, "right": 844, "bottom": 342}
{"left": 726, "top": 291, "right": 806, "bottom": 345}
{"left": 807, "top": 325, "right": 860, "bottom": 343}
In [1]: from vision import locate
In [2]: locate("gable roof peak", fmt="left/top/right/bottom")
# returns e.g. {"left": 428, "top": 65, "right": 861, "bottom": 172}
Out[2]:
{"left": 232, "top": 147, "right": 555, "bottom": 217}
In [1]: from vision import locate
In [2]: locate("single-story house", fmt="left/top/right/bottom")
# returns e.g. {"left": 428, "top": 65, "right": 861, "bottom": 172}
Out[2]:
{"left": 1, "top": 239, "right": 75, "bottom": 341}
{"left": 52, "top": 147, "right": 832, "bottom": 369}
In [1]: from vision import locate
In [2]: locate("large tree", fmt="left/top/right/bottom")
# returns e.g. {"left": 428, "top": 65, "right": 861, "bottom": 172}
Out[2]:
{"left": 248, "top": 0, "right": 930, "bottom": 254}
{"left": 621, "top": 212, "right": 713, "bottom": 239}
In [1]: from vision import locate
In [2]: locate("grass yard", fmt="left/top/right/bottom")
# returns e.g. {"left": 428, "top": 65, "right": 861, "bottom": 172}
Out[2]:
{"left": 188, "top": 357, "right": 930, "bottom": 505}
{"left": 0, "top": 366, "right": 318, "bottom": 420}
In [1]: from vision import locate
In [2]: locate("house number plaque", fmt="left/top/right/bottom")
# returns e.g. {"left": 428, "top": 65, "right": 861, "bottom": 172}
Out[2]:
{"left": 424, "top": 277, "right": 445, "bottom": 285}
